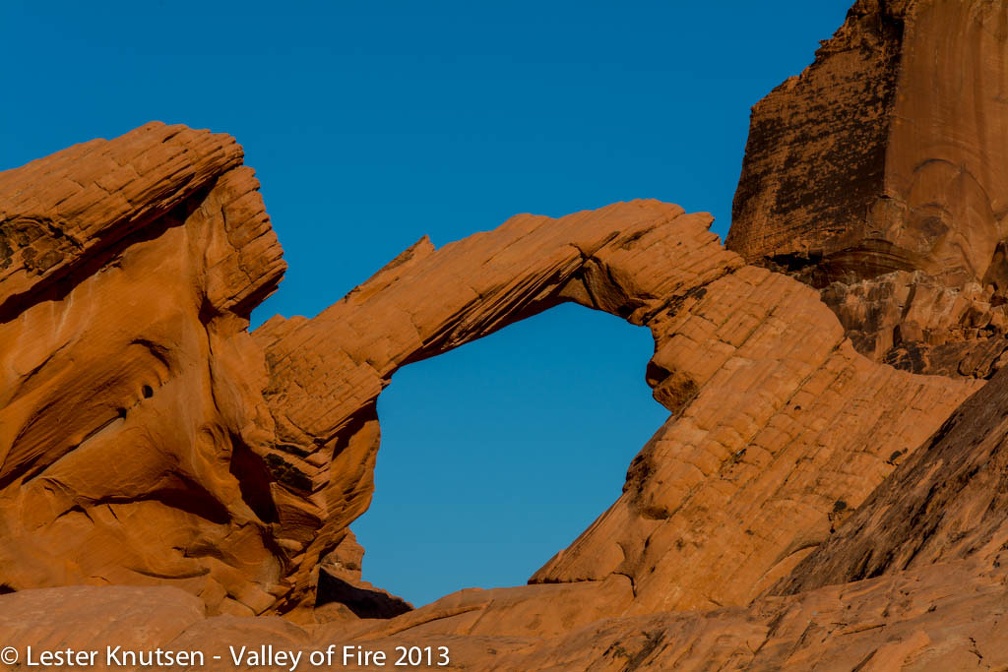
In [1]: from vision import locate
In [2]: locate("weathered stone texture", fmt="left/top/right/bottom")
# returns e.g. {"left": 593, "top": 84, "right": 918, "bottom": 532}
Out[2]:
{"left": 728, "top": 0, "right": 1008, "bottom": 377}
{"left": 728, "top": 0, "right": 905, "bottom": 267}
{"left": 531, "top": 264, "right": 976, "bottom": 615}
{"left": 0, "top": 121, "right": 977, "bottom": 632}
{"left": 776, "top": 361, "right": 1008, "bottom": 598}
{"left": 249, "top": 197, "right": 975, "bottom": 617}
{"left": 0, "top": 123, "right": 287, "bottom": 615}
{"left": 4, "top": 0, "right": 1008, "bottom": 667}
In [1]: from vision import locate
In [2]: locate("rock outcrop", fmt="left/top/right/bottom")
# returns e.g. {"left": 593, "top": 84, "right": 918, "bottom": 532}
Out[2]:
{"left": 4, "top": 0, "right": 1008, "bottom": 669}
{"left": 727, "top": 0, "right": 1008, "bottom": 378}
{"left": 253, "top": 197, "right": 977, "bottom": 616}
{"left": 0, "top": 122, "right": 977, "bottom": 625}
{"left": 0, "top": 123, "right": 288, "bottom": 615}
{"left": 776, "top": 359, "right": 1008, "bottom": 598}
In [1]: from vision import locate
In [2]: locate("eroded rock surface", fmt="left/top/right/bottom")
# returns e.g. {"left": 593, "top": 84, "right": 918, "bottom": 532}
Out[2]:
{"left": 727, "top": 0, "right": 1008, "bottom": 377}
{"left": 4, "top": 0, "right": 1008, "bottom": 668}
{"left": 0, "top": 121, "right": 975, "bottom": 610}
{"left": 0, "top": 119, "right": 984, "bottom": 669}
{"left": 777, "top": 360, "right": 1008, "bottom": 598}
{"left": 0, "top": 123, "right": 288, "bottom": 616}
{"left": 530, "top": 263, "right": 974, "bottom": 614}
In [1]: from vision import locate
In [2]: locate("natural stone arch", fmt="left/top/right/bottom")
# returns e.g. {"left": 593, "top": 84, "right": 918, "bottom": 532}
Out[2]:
{"left": 352, "top": 301, "right": 666, "bottom": 607}
{"left": 250, "top": 200, "right": 740, "bottom": 609}
{"left": 0, "top": 124, "right": 979, "bottom": 624}
{"left": 252, "top": 199, "right": 975, "bottom": 616}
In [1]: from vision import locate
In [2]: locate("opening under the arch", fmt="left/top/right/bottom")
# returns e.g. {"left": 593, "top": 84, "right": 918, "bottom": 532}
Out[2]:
{"left": 351, "top": 303, "right": 668, "bottom": 607}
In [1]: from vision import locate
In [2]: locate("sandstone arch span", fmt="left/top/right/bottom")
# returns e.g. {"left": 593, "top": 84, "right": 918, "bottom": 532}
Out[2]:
{"left": 0, "top": 123, "right": 977, "bottom": 625}
{"left": 352, "top": 302, "right": 665, "bottom": 607}
{"left": 249, "top": 191, "right": 976, "bottom": 617}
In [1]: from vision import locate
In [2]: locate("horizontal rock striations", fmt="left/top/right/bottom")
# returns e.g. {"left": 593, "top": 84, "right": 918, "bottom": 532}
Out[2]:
{"left": 4, "top": 0, "right": 1008, "bottom": 666}
{"left": 529, "top": 263, "right": 976, "bottom": 614}
{"left": 0, "top": 123, "right": 287, "bottom": 615}
{"left": 0, "top": 120, "right": 979, "bottom": 637}
{"left": 727, "top": 0, "right": 1008, "bottom": 377}
{"left": 775, "top": 360, "right": 1008, "bottom": 598}
{"left": 250, "top": 196, "right": 976, "bottom": 616}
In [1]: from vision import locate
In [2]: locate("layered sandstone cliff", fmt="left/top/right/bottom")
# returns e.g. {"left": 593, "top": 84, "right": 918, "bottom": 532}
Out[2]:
{"left": 728, "top": 0, "right": 1008, "bottom": 378}
{"left": 3, "top": 0, "right": 1008, "bottom": 670}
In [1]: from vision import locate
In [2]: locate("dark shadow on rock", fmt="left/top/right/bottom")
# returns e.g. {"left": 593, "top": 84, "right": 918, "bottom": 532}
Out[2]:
{"left": 317, "top": 568, "right": 412, "bottom": 619}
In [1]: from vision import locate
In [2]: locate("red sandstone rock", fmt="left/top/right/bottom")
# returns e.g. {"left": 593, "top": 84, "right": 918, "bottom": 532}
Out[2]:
{"left": 249, "top": 197, "right": 975, "bottom": 617}
{"left": 0, "top": 119, "right": 984, "bottom": 668}
{"left": 3, "top": 0, "right": 1008, "bottom": 668}
{"left": 0, "top": 123, "right": 287, "bottom": 615}
{"left": 775, "top": 361, "right": 1008, "bottom": 599}
{"left": 0, "top": 121, "right": 975, "bottom": 628}
{"left": 727, "top": 0, "right": 1008, "bottom": 377}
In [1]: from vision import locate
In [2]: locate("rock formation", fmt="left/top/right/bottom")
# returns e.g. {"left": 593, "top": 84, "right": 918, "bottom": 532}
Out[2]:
{"left": 728, "top": 0, "right": 1008, "bottom": 378}
{"left": 0, "top": 124, "right": 288, "bottom": 615}
{"left": 777, "top": 360, "right": 1008, "bottom": 597}
{"left": 3, "top": 0, "right": 1008, "bottom": 669}
{"left": 0, "top": 121, "right": 977, "bottom": 619}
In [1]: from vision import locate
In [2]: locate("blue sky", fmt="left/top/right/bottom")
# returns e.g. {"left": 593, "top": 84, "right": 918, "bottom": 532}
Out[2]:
{"left": 2, "top": 1, "right": 853, "bottom": 606}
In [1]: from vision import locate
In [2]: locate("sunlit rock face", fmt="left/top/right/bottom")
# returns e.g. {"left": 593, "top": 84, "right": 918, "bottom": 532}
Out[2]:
{"left": 257, "top": 195, "right": 975, "bottom": 620}
{"left": 728, "top": 0, "right": 1008, "bottom": 377}
{"left": 0, "top": 118, "right": 978, "bottom": 638}
{"left": 0, "top": 124, "right": 288, "bottom": 616}
{"left": 0, "top": 119, "right": 976, "bottom": 626}
{"left": 6, "top": 0, "right": 1008, "bottom": 668}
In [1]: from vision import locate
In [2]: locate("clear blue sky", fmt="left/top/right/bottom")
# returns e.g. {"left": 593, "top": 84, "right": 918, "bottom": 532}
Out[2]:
{"left": 1, "top": 1, "right": 853, "bottom": 606}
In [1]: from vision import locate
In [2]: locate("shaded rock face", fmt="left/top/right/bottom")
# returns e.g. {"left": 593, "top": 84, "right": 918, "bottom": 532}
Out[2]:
{"left": 776, "top": 360, "right": 1008, "bottom": 597}
{"left": 727, "top": 0, "right": 1008, "bottom": 377}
